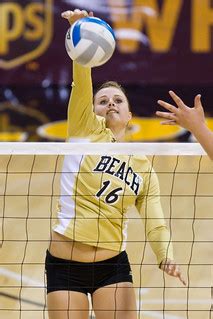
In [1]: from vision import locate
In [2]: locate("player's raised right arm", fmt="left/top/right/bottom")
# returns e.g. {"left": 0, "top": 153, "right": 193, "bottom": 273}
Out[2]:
{"left": 62, "top": 9, "right": 96, "bottom": 138}
{"left": 67, "top": 60, "right": 94, "bottom": 137}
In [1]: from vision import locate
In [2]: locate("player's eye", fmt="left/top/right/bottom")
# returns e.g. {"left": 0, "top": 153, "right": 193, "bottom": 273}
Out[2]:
{"left": 100, "top": 99, "right": 108, "bottom": 105}
{"left": 115, "top": 98, "right": 122, "bottom": 103}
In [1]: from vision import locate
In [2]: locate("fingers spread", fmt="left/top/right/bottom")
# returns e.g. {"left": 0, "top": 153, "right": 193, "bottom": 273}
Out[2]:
{"left": 157, "top": 100, "right": 178, "bottom": 113}
{"left": 169, "top": 91, "right": 186, "bottom": 109}
{"left": 160, "top": 120, "right": 177, "bottom": 125}
{"left": 194, "top": 94, "right": 202, "bottom": 109}
{"left": 156, "top": 111, "right": 177, "bottom": 121}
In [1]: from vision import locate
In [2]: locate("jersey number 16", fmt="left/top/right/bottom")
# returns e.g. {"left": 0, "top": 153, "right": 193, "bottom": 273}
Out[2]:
{"left": 96, "top": 180, "right": 123, "bottom": 204}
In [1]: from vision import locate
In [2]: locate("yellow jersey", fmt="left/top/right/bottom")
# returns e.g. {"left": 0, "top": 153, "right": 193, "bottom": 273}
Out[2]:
{"left": 53, "top": 62, "right": 173, "bottom": 265}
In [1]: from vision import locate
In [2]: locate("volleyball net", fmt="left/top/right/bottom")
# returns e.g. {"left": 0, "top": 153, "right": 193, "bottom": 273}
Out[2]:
{"left": 0, "top": 142, "right": 212, "bottom": 319}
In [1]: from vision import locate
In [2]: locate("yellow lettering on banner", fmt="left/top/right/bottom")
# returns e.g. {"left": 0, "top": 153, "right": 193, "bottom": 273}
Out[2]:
{"left": 0, "top": 4, "right": 24, "bottom": 55}
{"left": 192, "top": 0, "right": 213, "bottom": 52}
{"left": 108, "top": 0, "right": 183, "bottom": 53}
{"left": 108, "top": 0, "right": 144, "bottom": 52}
{"left": 142, "top": 0, "right": 183, "bottom": 51}
{"left": 25, "top": 3, "right": 44, "bottom": 40}
{"left": 0, "top": 0, "right": 53, "bottom": 69}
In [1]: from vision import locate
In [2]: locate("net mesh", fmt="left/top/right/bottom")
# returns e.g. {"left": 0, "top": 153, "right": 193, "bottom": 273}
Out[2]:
{"left": 0, "top": 143, "right": 212, "bottom": 319}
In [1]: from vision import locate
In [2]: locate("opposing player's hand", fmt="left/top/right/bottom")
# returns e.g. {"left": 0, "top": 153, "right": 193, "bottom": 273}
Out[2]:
{"left": 156, "top": 91, "right": 205, "bottom": 132}
{"left": 61, "top": 9, "right": 94, "bottom": 25}
{"left": 160, "top": 258, "right": 186, "bottom": 286}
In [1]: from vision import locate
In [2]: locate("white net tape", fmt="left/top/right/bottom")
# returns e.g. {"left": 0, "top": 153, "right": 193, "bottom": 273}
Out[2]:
{"left": 0, "top": 142, "right": 206, "bottom": 155}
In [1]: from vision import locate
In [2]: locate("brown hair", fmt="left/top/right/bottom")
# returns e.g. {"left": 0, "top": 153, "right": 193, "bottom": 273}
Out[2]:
{"left": 94, "top": 81, "right": 131, "bottom": 111}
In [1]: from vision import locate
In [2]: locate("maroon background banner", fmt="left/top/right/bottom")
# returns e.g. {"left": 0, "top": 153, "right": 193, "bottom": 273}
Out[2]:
{"left": 1, "top": 0, "right": 213, "bottom": 85}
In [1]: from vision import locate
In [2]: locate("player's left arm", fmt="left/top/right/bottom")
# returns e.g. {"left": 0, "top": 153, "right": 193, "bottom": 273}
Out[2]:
{"left": 136, "top": 167, "right": 186, "bottom": 285}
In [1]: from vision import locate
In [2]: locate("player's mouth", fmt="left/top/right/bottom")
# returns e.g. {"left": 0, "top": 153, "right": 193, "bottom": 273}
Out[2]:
{"left": 107, "top": 109, "right": 119, "bottom": 115}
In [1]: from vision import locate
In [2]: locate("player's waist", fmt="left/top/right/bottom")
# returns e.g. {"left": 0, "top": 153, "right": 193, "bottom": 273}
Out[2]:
{"left": 50, "top": 230, "right": 121, "bottom": 262}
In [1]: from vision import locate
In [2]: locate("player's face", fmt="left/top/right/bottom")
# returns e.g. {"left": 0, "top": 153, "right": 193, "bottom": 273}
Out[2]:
{"left": 94, "top": 87, "right": 132, "bottom": 129}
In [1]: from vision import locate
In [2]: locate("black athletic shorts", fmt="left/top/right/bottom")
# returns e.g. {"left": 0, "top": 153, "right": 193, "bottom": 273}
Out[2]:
{"left": 45, "top": 250, "right": 133, "bottom": 295}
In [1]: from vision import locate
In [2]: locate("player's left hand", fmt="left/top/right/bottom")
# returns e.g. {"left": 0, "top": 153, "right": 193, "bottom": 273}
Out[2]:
{"left": 160, "top": 258, "right": 186, "bottom": 286}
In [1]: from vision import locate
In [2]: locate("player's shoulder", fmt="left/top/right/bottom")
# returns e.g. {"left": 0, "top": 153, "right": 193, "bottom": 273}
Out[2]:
{"left": 131, "top": 154, "right": 150, "bottom": 164}
{"left": 131, "top": 155, "right": 152, "bottom": 171}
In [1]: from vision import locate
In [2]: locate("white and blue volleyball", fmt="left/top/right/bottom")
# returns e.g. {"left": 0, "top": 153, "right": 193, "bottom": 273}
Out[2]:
{"left": 65, "top": 17, "right": 116, "bottom": 67}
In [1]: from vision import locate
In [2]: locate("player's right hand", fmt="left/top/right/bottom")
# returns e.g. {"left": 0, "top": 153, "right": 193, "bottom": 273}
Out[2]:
{"left": 61, "top": 9, "right": 94, "bottom": 25}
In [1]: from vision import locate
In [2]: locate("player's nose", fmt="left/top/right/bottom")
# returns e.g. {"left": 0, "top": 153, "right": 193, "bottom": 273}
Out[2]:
{"left": 108, "top": 99, "right": 115, "bottom": 107}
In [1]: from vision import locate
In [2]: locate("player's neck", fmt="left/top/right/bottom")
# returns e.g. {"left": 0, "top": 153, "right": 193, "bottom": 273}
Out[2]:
{"left": 110, "top": 127, "right": 126, "bottom": 142}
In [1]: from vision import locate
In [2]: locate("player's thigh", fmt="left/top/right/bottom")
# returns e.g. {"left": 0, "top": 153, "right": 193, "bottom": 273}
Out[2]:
{"left": 47, "top": 290, "right": 89, "bottom": 319}
{"left": 92, "top": 282, "right": 137, "bottom": 319}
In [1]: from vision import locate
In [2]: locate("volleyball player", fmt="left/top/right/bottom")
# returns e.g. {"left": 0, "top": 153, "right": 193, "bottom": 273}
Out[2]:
{"left": 45, "top": 9, "right": 186, "bottom": 319}
{"left": 156, "top": 91, "right": 213, "bottom": 160}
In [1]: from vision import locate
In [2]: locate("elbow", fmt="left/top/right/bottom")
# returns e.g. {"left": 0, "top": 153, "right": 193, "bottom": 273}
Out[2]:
{"left": 147, "top": 224, "right": 169, "bottom": 237}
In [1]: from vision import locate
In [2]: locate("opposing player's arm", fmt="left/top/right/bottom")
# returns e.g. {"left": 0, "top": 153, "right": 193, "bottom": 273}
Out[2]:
{"left": 156, "top": 91, "right": 213, "bottom": 160}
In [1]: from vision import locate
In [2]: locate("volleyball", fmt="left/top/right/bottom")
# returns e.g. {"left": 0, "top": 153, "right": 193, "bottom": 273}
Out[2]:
{"left": 65, "top": 17, "right": 116, "bottom": 68}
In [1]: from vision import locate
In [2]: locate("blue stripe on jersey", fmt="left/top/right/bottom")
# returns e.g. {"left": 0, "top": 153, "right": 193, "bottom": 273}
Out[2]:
{"left": 72, "top": 17, "right": 115, "bottom": 47}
